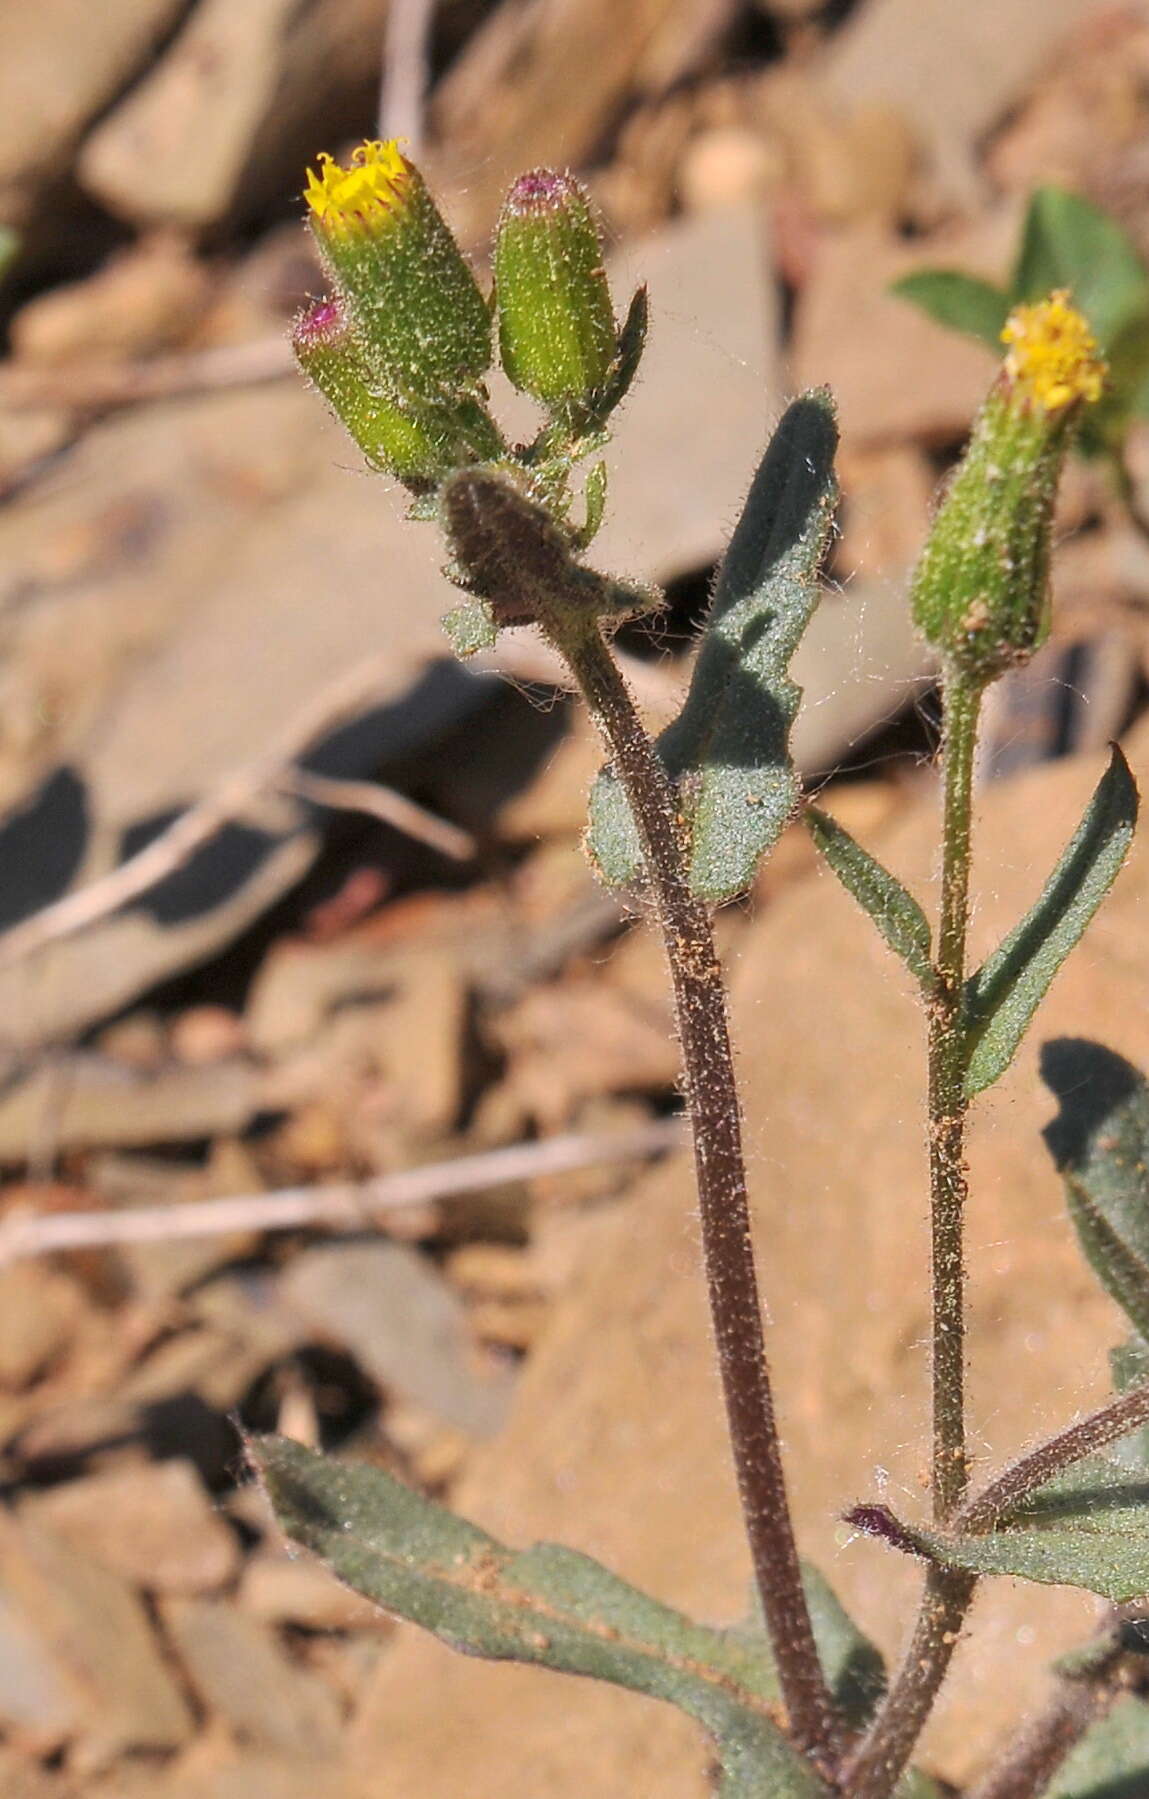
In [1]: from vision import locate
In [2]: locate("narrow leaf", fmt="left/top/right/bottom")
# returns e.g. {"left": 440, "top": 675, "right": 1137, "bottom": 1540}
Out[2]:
{"left": 804, "top": 806, "right": 934, "bottom": 989}
{"left": 592, "top": 284, "right": 649, "bottom": 424}
{"left": 1045, "top": 1695, "right": 1149, "bottom": 1799}
{"left": 962, "top": 747, "right": 1137, "bottom": 1098}
{"left": 1012, "top": 187, "right": 1149, "bottom": 349}
{"left": 850, "top": 1453, "right": 1149, "bottom": 1602}
{"left": 253, "top": 1435, "right": 827, "bottom": 1797}
{"left": 588, "top": 390, "right": 839, "bottom": 900}
{"left": 889, "top": 270, "right": 1011, "bottom": 348}
{"left": 1042, "top": 1039, "right": 1149, "bottom": 1343}
{"left": 1110, "top": 1339, "right": 1149, "bottom": 1474}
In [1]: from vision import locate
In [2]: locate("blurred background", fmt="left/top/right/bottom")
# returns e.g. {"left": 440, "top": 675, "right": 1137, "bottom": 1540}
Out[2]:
{"left": 0, "top": 2, "right": 1148, "bottom": 1794}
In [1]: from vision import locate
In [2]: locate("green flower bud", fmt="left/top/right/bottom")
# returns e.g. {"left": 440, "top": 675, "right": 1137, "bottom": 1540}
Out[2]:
{"left": 304, "top": 140, "right": 491, "bottom": 404}
{"left": 494, "top": 169, "right": 616, "bottom": 417}
{"left": 911, "top": 290, "right": 1106, "bottom": 686}
{"left": 292, "top": 297, "right": 501, "bottom": 487}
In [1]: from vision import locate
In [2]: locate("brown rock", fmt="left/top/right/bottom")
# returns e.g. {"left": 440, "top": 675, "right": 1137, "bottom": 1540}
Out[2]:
{"left": 834, "top": 443, "right": 934, "bottom": 581}
{"left": 0, "top": 1263, "right": 84, "bottom": 1389}
{"left": 677, "top": 126, "right": 782, "bottom": 213}
{"left": 0, "top": 1, "right": 185, "bottom": 224}
{"left": 280, "top": 1241, "right": 513, "bottom": 1438}
{"left": 0, "top": 1513, "right": 192, "bottom": 1766}
{"left": 239, "top": 1552, "right": 390, "bottom": 1634}
{"left": 495, "top": 980, "right": 679, "bottom": 1130}
{"left": 430, "top": 0, "right": 740, "bottom": 243}
{"left": 79, "top": 0, "right": 299, "bottom": 228}
{"left": 9, "top": 237, "right": 212, "bottom": 366}
{"left": 20, "top": 1459, "right": 239, "bottom": 1594}
{"left": 819, "top": 0, "right": 1102, "bottom": 206}
{"left": 169, "top": 1006, "right": 247, "bottom": 1066}
{"left": 349, "top": 724, "right": 1149, "bottom": 1795}
{"left": 789, "top": 221, "right": 1005, "bottom": 447}
{"left": 0, "top": 1055, "right": 258, "bottom": 1157}
{"left": 162, "top": 1596, "right": 341, "bottom": 1756}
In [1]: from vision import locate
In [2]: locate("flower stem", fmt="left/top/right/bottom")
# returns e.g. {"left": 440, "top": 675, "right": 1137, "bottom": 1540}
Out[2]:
{"left": 842, "top": 670, "right": 985, "bottom": 1799}
{"left": 929, "top": 670, "right": 982, "bottom": 1522}
{"left": 549, "top": 616, "right": 840, "bottom": 1771}
{"left": 956, "top": 1379, "right": 1149, "bottom": 1533}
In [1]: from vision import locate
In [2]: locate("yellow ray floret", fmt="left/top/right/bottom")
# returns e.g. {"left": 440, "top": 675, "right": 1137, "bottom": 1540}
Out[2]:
{"left": 1000, "top": 290, "right": 1106, "bottom": 413}
{"left": 304, "top": 139, "right": 410, "bottom": 231}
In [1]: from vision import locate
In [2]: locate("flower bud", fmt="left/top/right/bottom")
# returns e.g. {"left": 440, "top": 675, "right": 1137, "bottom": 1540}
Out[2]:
{"left": 304, "top": 140, "right": 491, "bottom": 404}
{"left": 911, "top": 291, "right": 1106, "bottom": 685}
{"left": 493, "top": 169, "right": 616, "bottom": 417}
{"left": 292, "top": 297, "right": 500, "bottom": 486}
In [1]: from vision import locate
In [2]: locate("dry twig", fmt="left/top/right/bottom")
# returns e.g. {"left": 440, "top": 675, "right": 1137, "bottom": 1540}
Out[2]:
{"left": 0, "top": 1120, "right": 684, "bottom": 1267}
{"left": 379, "top": 0, "right": 437, "bottom": 150}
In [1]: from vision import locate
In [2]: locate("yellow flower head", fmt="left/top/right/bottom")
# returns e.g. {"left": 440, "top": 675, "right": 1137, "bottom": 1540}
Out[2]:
{"left": 304, "top": 139, "right": 411, "bottom": 233}
{"left": 1000, "top": 290, "right": 1106, "bottom": 413}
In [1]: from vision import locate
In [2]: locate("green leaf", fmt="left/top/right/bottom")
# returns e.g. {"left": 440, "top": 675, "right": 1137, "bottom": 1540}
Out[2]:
{"left": 1045, "top": 1695, "right": 1149, "bottom": 1799}
{"left": 962, "top": 747, "right": 1138, "bottom": 1098}
{"left": 1042, "top": 1040, "right": 1149, "bottom": 1343}
{"left": 252, "top": 1435, "right": 828, "bottom": 1797}
{"left": 1012, "top": 187, "right": 1149, "bottom": 349}
{"left": 804, "top": 807, "right": 934, "bottom": 989}
{"left": 738, "top": 1562, "right": 886, "bottom": 1731}
{"left": 889, "top": 270, "right": 1011, "bottom": 349}
{"left": 1110, "top": 1339, "right": 1149, "bottom": 1474}
{"left": 851, "top": 1453, "right": 1149, "bottom": 1601}
{"left": 0, "top": 227, "right": 17, "bottom": 282}
{"left": 588, "top": 390, "right": 839, "bottom": 901}
{"left": 591, "top": 284, "right": 648, "bottom": 425}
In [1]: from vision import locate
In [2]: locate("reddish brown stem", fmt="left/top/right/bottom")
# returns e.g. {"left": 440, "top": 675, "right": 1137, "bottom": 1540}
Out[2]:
{"left": 554, "top": 619, "right": 840, "bottom": 1771}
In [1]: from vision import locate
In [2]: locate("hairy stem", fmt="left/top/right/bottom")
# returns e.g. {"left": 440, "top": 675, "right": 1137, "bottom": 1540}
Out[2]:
{"left": 964, "top": 1679, "right": 1115, "bottom": 1799}
{"left": 842, "top": 1565, "right": 976, "bottom": 1799}
{"left": 843, "top": 671, "right": 985, "bottom": 1799}
{"left": 957, "top": 1379, "right": 1149, "bottom": 1532}
{"left": 551, "top": 618, "right": 840, "bottom": 1770}
{"left": 930, "top": 670, "right": 981, "bottom": 1521}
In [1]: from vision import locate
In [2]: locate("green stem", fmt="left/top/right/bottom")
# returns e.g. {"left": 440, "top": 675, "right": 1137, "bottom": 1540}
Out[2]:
{"left": 549, "top": 617, "right": 840, "bottom": 1773}
{"left": 843, "top": 670, "right": 985, "bottom": 1799}
{"left": 929, "top": 670, "right": 981, "bottom": 1521}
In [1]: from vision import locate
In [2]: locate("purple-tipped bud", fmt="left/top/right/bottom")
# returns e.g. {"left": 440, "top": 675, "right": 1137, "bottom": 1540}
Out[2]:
{"left": 291, "top": 296, "right": 500, "bottom": 486}
{"left": 493, "top": 168, "right": 617, "bottom": 416}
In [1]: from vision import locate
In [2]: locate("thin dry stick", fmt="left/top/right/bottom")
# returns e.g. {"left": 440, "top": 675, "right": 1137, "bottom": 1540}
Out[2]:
{"left": 277, "top": 769, "right": 474, "bottom": 860}
{"left": 956, "top": 1380, "right": 1149, "bottom": 1533}
{"left": 379, "top": 0, "right": 437, "bottom": 148}
{"left": 0, "top": 655, "right": 478, "bottom": 970}
{"left": 0, "top": 334, "right": 293, "bottom": 415}
{"left": 0, "top": 1120, "right": 683, "bottom": 1269}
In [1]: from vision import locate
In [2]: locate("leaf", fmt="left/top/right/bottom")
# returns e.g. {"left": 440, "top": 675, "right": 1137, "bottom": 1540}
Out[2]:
{"left": 592, "top": 284, "right": 649, "bottom": 425}
{"left": 738, "top": 1562, "right": 886, "bottom": 1731}
{"left": 252, "top": 1435, "right": 828, "bottom": 1798}
{"left": 1012, "top": 187, "right": 1149, "bottom": 349}
{"left": 588, "top": 390, "right": 839, "bottom": 901}
{"left": 850, "top": 1453, "right": 1149, "bottom": 1601}
{"left": 889, "top": 270, "right": 1011, "bottom": 349}
{"left": 1045, "top": 1695, "right": 1149, "bottom": 1799}
{"left": 1041, "top": 1039, "right": 1149, "bottom": 1343}
{"left": 804, "top": 807, "right": 934, "bottom": 990}
{"left": 962, "top": 747, "right": 1138, "bottom": 1098}
{"left": 1109, "top": 1339, "right": 1149, "bottom": 1474}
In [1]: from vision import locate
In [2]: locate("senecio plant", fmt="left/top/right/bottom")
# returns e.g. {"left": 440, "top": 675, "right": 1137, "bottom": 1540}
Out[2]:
{"left": 247, "top": 140, "right": 1149, "bottom": 1797}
